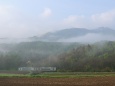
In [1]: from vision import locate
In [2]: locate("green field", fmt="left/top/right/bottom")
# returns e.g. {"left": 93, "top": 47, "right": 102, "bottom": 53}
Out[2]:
{"left": 0, "top": 72, "right": 115, "bottom": 78}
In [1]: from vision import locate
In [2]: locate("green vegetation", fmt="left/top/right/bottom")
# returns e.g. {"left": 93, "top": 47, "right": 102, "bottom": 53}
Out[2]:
{"left": 0, "top": 74, "right": 27, "bottom": 78}
{"left": 0, "top": 41, "right": 82, "bottom": 70}
{"left": 33, "top": 72, "right": 115, "bottom": 78}
{"left": 0, "top": 72, "right": 115, "bottom": 78}
{"left": 0, "top": 41, "right": 115, "bottom": 72}
{"left": 55, "top": 41, "right": 115, "bottom": 72}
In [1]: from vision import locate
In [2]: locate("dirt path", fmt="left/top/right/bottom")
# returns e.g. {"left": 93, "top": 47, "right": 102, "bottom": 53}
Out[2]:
{"left": 0, "top": 76, "right": 115, "bottom": 86}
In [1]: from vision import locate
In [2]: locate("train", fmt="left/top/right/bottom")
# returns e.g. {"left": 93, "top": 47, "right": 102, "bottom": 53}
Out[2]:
{"left": 18, "top": 67, "right": 56, "bottom": 72}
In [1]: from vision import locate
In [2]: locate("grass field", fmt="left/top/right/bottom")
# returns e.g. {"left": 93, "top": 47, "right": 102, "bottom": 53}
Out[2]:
{"left": 0, "top": 72, "right": 115, "bottom": 78}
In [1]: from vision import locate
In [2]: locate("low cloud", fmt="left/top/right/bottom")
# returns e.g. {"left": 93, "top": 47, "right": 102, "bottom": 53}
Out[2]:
{"left": 0, "top": 4, "right": 115, "bottom": 38}
{"left": 58, "top": 33, "right": 115, "bottom": 43}
{"left": 61, "top": 10, "right": 115, "bottom": 29}
{"left": 91, "top": 10, "right": 115, "bottom": 27}
{"left": 0, "top": 5, "right": 53, "bottom": 38}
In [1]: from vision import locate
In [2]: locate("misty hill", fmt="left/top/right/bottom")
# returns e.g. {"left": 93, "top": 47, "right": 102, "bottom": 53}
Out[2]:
{"left": 0, "top": 41, "right": 82, "bottom": 56}
{"left": 39, "top": 27, "right": 115, "bottom": 42}
{"left": 54, "top": 41, "right": 115, "bottom": 72}
{"left": 0, "top": 41, "right": 83, "bottom": 70}
{"left": 0, "top": 40, "right": 115, "bottom": 72}
{"left": 92, "top": 27, "right": 115, "bottom": 35}
{"left": 0, "top": 27, "right": 115, "bottom": 43}
{"left": 40, "top": 28, "right": 89, "bottom": 41}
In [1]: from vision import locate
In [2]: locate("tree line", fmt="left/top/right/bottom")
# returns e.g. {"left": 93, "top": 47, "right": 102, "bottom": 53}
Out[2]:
{"left": 0, "top": 41, "right": 115, "bottom": 72}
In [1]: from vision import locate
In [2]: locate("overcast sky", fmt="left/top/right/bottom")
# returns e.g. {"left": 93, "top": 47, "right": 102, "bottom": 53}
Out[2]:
{"left": 0, "top": 0, "right": 115, "bottom": 38}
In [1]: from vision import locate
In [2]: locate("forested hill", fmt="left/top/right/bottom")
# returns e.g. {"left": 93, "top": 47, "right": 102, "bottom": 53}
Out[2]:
{"left": 0, "top": 41, "right": 82, "bottom": 70}
{"left": 0, "top": 41, "right": 82, "bottom": 56}
{"left": 0, "top": 41, "right": 115, "bottom": 72}
{"left": 55, "top": 41, "right": 115, "bottom": 72}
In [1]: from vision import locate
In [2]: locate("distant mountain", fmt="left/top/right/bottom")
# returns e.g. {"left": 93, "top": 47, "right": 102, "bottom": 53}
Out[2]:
{"left": 39, "top": 27, "right": 115, "bottom": 42}
{"left": 40, "top": 28, "right": 89, "bottom": 41}
{"left": 0, "top": 27, "right": 115, "bottom": 43}
{"left": 91, "top": 27, "right": 115, "bottom": 35}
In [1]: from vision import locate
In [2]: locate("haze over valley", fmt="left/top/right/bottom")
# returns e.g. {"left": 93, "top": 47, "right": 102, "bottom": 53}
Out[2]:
{"left": 0, "top": 27, "right": 115, "bottom": 43}
{"left": 0, "top": 0, "right": 115, "bottom": 72}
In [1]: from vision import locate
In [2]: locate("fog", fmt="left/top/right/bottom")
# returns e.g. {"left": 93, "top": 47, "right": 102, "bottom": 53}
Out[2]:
{"left": 0, "top": 0, "right": 115, "bottom": 73}
{"left": 0, "top": 33, "right": 115, "bottom": 44}
{"left": 0, "top": 38, "right": 36, "bottom": 44}
{"left": 58, "top": 33, "right": 115, "bottom": 43}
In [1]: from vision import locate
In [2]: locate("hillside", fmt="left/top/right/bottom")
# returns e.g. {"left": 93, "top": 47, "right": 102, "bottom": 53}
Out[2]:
{"left": 0, "top": 41, "right": 115, "bottom": 72}
{"left": 0, "top": 41, "right": 82, "bottom": 70}
{"left": 54, "top": 41, "right": 115, "bottom": 72}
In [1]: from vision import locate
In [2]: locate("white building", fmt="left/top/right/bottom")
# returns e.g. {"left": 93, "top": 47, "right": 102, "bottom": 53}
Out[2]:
{"left": 18, "top": 67, "right": 56, "bottom": 72}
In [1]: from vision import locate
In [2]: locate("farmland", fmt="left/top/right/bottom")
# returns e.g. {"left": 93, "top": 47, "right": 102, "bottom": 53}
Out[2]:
{"left": 0, "top": 72, "right": 115, "bottom": 86}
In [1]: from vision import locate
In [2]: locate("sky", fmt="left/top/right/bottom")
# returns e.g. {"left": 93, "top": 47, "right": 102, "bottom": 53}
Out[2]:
{"left": 0, "top": 0, "right": 115, "bottom": 38}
